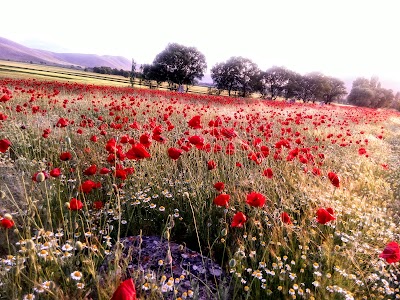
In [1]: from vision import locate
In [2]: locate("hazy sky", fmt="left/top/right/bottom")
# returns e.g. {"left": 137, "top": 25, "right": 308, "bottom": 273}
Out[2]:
{"left": 1, "top": 0, "right": 400, "bottom": 84}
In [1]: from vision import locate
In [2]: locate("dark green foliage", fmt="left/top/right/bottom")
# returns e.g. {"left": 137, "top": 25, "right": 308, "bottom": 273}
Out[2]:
{"left": 152, "top": 43, "right": 207, "bottom": 86}
{"left": 348, "top": 77, "right": 394, "bottom": 108}
{"left": 92, "top": 66, "right": 130, "bottom": 77}
{"left": 211, "top": 57, "right": 260, "bottom": 97}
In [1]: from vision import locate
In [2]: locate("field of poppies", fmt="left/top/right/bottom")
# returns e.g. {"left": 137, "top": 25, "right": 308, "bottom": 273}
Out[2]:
{"left": 0, "top": 78, "right": 399, "bottom": 300}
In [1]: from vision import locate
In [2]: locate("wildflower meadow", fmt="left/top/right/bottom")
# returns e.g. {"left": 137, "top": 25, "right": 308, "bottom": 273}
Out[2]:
{"left": 0, "top": 78, "right": 399, "bottom": 299}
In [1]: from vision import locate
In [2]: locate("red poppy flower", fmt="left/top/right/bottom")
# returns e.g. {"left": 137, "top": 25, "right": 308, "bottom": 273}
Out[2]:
{"left": 168, "top": 147, "right": 183, "bottom": 160}
{"left": 316, "top": 208, "right": 335, "bottom": 224}
{"left": 93, "top": 201, "right": 104, "bottom": 210}
{"left": 60, "top": 152, "right": 72, "bottom": 161}
{"left": 263, "top": 168, "right": 273, "bottom": 178}
{"left": 126, "top": 143, "right": 151, "bottom": 160}
{"left": 213, "top": 194, "right": 230, "bottom": 207}
{"left": 188, "top": 135, "right": 204, "bottom": 146}
{"left": 152, "top": 134, "right": 166, "bottom": 143}
{"left": 188, "top": 115, "right": 202, "bottom": 129}
{"left": 79, "top": 180, "right": 99, "bottom": 194}
{"left": 380, "top": 241, "right": 400, "bottom": 263}
{"left": 381, "top": 164, "right": 389, "bottom": 170}
{"left": 312, "top": 167, "right": 321, "bottom": 176}
{"left": 231, "top": 212, "right": 247, "bottom": 228}
{"left": 56, "top": 117, "right": 69, "bottom": 128}
{"left": 0, "top": 139, "right": 11, "bottom": 153}
{"left": 90, "top": 135, "right": 98, "bottom": 142}
{"left": 50, "top": 168, "right": 61, "bottom": 177}
{"left": 225, "top": 143, "right": 235, "bottom": 155}
{"left": 358, "top": 148, "right": 367, "bottom": 155}
{"left": 124, "top": 167, "right": 135, "bottom": 175}
{"left": 69, "top": 198, "right": 83, "bottom": 211}
{"left": 111, "top": 278, "right": 137, "bottom": 300}
{"left": 83, "top": 164, "right": 97, "bottom": 176}
{"left": 0, "top": 94, "right": 11, "bottom": 102}
{"left": 221, "top": 127, "right": 237, "bottom": 139}
{"left": 207, "top": 160, "right": 217, "bottom": 170}
{"left": 120, "top": 135, "right": 131, "bottom": 144}
{"left": 327, "top": 172, "right": 340, "bottom": 188}
{"left": 213, "top": 182, "right": 225, "bottom": 192}
{"left": 1, "top": 218, "right": 14, "bottom": 229}
{"left": 246, "top": 192, "right": 266, "bottom": 207}
{"left": 100, "top": 167, "right": 111, "bottom": 174}
{"left": 106, "top": 138, "right": 117, "bottom": 153}
{"left": 139, "top": 133, "right": 152, "bottom": 148}
{"left": 281, "top": 212, "right": 292, "bottom": 224}
{"left": 42, "top": 128, "right": 51, "bottom": 138}
{"left": 115, "top": 169, "right": 127, "bottom": 180}
{"left": 260, "top": 145, "right": 270, "bottom": 157}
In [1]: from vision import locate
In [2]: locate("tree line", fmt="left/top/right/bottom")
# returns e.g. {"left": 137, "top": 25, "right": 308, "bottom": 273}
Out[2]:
{"left": 89, "top": 66, "right": 131, "bottom": 78}
{"left": 98, "top": 43, "right": 400, "bottom": 109}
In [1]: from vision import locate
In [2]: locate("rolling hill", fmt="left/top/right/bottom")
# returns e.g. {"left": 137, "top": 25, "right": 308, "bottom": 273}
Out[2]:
{"left": 0, "top": 36, "right": 131, "bottom": 70}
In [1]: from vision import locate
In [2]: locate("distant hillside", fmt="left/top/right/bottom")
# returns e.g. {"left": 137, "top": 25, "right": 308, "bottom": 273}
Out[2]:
{"left": 0, "top": 36, "right": 131, "bottom": 70}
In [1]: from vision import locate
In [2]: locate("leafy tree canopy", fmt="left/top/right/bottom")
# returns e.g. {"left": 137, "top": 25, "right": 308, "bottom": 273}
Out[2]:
{"left": 153, "top": 43, "right": 207, "bottom": 86}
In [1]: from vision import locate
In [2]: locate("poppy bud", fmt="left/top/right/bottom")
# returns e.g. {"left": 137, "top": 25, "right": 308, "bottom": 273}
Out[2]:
{"left": 36, "top": 172, "right": 46, "bottom": 182}
{"left": 165, "top": 249, "right": 173, "bottom": 264}
{"left": 163, "top": 231, "right": 170, "bottom": 240}
{"left": 26, "top": 239, "right": 35, "bottom": 250}
{"left": 229, "top": 258, "right": 237, "bottom": 268}
{"left": 75, "top": 241, "right": 84, "bottom": 251}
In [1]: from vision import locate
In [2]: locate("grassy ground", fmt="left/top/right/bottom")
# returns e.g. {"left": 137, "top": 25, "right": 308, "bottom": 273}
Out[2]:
{"left": 0, "top": 77, "right": 399, "bottom": 299}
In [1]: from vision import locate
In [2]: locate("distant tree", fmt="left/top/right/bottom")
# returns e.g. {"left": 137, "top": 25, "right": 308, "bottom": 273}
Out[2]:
{"left": 321, "top": 76, "right": 347, "bottom": 104}
{"left": 211, "top": 57, "right": 260, "bottom": 97}
{"left": 92, "top": 66, "right": 129, "bottom": 77}
{"left": 138, "top": 64, "right": 144, "bottom": 86}
{"left": 347, "top": 77, "right": 394, "bottom": 108}
{"left": 284, "top": 73, "right": 316, "bottom": 102}
{"left": 347, "top": 85, "right": 375, "bottom": 107}
{"left": 282, "top": 71, "right": 302, "bottom": 100}
{"left": 130, "top": 59, "right": 137, "bottom": 87}
{"left": 152, "top": 43, "right": 207, "bottom": 87}
{"left": 93, "top": 66, "right": 113, "bottom": 75}
{"left": 374, "top": 87, "right": 394, "bottom": 108}
{"left": 142, "top": 64, "right": 166, "bottom": 88}
{"left": 258, "top": 66, "right": 293, "bottom": 99}
{"left": 391, "top": 92, "right": 400, "bottom": 111}
{"left": 211, "top": 61, "right": 240, "bottom": 96}
{"left": 237, "top": 58, "right": 261, "bottom": 97}
{"left": 279, "top": 72, "right": 342, "bottom": 103}
{"left": 304, "top": 73, "right": 329, "bottom": 103}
